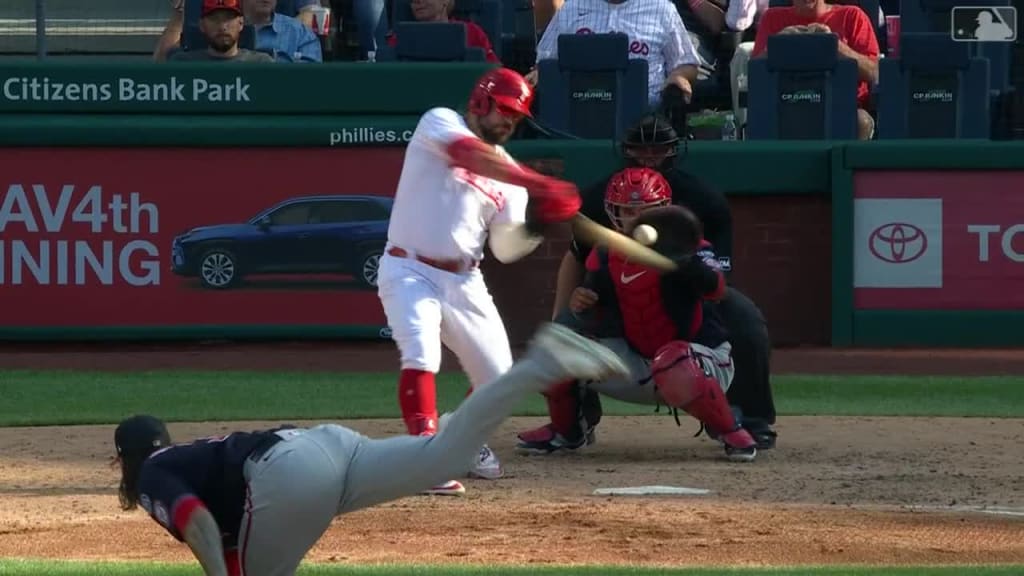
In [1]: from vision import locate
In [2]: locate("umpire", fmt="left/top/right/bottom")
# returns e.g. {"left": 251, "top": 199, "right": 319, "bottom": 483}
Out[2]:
{"left": 551, "top": 113, "right": 778, "bottom": 449}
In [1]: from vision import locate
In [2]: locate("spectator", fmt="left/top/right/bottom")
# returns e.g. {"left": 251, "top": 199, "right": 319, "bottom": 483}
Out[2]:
{"left": 276, "top": 0, "right": 322, "bottom": 28}
{"left": 675, "top": 0, "right": 758, "bottom": 87}
{"left": 751, "top": 0, "right": 879, "bottom": 139}
{"left": 167, "top": 0, "right": 275, "bottom": 61}
{"left": 154, "top": 0, "right": 322, "bottom": 62}
{"left": 528, "top": 0, "right": 701, "bottom": 107}
{"left": 243, "top": 0, "right": 323, "bottom": 62}
{"left": 354, "top": 0, "right": 389, "bottom": 60}
{"left": 385, "top": 0, "right": 500, "bottom": 63}
{"left": 153, "top": 0, "right": 187, "bottom": 61}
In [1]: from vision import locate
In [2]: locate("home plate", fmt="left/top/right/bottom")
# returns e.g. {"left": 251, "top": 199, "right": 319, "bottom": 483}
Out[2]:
{"left": 593, "top": 485, "right": 712, "bottom": 496}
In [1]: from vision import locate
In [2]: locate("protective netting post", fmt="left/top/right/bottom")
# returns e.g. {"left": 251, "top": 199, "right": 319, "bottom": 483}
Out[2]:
{"left": 35, "top": 0, "right": 46, "bottom": 59}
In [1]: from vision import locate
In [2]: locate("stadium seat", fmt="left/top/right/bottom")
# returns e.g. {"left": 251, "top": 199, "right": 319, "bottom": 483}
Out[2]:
{"left": 451, "top": 0, "right": 503, "bottom": 59}
{"left": 535, "top": 33, "right": 649, "bottom": 139}
{"left": 390, "top": 0, "right": 415, "bottom": 23}
{"left": 897, "top": 0, "right": 1012, "bottom": 34}
{"left": 500, "top": 0, "right": 538, "bottom": 72}
{"left": 391, "top": 0, "right": 504, "bottom": 59}
{"left": 745, "top": 33, "right": 859, "bottom": 139}
{"left": 876, "top": 33, "right": 991, "bottom": 138}
{"left": 376, "top": 21, "right": 486, "bottom": 61}
{"left": 897, "top": 0, "right": 1013, "bottom": 136}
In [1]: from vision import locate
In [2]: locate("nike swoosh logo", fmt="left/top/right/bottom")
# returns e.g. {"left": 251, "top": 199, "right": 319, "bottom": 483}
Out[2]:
{"left": 621, "top": 271, "right": 645, "bottom": 284}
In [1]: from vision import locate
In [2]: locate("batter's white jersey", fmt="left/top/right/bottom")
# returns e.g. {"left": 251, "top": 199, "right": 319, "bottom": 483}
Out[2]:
{"left": 536, "top": 0, "right": 700, "bottom": 105}
{"left": 387, "top": 107, "right": 530, "bottom": 264}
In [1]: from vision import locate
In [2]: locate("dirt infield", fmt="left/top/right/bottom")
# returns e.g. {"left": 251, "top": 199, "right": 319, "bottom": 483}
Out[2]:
{"left": 1, "top": 344, "right": 1023, "bottom": 568}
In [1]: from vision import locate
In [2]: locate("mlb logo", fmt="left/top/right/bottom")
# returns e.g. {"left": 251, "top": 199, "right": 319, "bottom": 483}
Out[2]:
{"left": 951, "top": 6, "right": 1017, "bottom": 42}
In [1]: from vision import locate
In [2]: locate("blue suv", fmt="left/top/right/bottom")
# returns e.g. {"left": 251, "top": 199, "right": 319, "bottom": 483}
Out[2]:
{"left": 171, "top": 195, "right": 393, "bottom": 290}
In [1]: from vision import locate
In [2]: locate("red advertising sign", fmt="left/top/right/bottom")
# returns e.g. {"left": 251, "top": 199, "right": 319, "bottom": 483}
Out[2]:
{"left": 0, "top": 148, "right": 405, "bottom": 333}
{"left": 853, "top": 170, "right": 1024, "bottom": 309}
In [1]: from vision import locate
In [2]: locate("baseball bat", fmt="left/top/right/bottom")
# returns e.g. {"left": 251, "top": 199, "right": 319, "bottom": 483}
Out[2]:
{"left": 570, "top": 213, "right": 680, "bottom": 272}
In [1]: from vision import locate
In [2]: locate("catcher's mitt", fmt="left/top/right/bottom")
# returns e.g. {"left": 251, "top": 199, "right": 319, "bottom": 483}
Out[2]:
{"left": 630, "top": 204, "right": 703, "bottom": 261}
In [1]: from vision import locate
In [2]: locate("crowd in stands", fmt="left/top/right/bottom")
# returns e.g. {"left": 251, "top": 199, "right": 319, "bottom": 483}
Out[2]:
{"left": 155, "top": 0, "right": 1021, "bottom": 141}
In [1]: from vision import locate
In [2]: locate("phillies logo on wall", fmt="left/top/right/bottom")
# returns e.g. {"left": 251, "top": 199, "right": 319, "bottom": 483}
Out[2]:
{"left": 868, "top": 222, "right": 928, "bottom": 263}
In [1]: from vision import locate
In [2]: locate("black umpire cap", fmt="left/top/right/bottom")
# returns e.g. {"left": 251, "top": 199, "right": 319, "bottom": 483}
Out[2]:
{"left": 115, "top": 414, "right": 171, "bottom": 458}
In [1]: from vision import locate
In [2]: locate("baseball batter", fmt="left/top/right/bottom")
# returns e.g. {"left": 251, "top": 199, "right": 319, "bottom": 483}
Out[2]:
{"left": 527, "top": 0, "right": 701, "bottom": 106}
{"left": 112, "top": 323, "right": 630, "bottom": 576}
{"left": 517, "top": 170, "right": 758, "bottom": 461}
{"left": 377, "top": 67, "right": 582, "bottom": 495}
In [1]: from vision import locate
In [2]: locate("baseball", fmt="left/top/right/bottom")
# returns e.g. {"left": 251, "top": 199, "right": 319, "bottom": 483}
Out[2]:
{"left": 632, "top": 224, "right": 658, "bottom": 246}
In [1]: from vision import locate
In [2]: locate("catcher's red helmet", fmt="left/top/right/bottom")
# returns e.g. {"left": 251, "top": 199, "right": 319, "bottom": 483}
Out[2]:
{"left": 604, "top": 167, "right": 672, "bottom": 231}
{"left": 468, "top": 67, "right": 534, "bottom": 118}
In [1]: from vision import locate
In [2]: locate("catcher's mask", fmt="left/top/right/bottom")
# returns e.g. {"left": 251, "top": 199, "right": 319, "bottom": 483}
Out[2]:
{"left": 620, "top": 114, "right": 680, "bottom": 172}
{"left": 114, "top": 414, "right": 171, "bottom": 510}
{"left": 604, "top": 167, "right": 672, "bottom": 232}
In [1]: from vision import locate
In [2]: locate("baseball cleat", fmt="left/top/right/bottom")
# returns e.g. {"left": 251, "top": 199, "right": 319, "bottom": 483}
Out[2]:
{"left": 515, "top": 423, "right": 592, "bottom": 455}
{"left": 528, "top": 323, "right": 630, "bottom": 383}
{"left": 720, "top": 428, "right": 758, "bottom": 463}
{"left": 743, "top": 422, "right": 777, "bottom": 450}
{"left": 725, "top": 444, "right": 757, "bottom": 463}
{"left": 468, "top": 444, "right": 503, "bottom": 479}
{"left": 421, "top": 479, "right": 466, "bottom": 496}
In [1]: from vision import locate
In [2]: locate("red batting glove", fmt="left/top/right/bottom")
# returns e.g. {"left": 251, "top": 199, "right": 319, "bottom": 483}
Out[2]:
{"left": 529, "top": 178, "right": 582, "bottom": 223}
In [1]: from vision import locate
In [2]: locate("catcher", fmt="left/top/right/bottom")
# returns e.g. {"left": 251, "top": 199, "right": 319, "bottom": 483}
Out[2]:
{"left": 552, "top": 114, "right": 777, "bottom": 449}
{"left": 517, "top": 168, "right": 758, "bottom": 462}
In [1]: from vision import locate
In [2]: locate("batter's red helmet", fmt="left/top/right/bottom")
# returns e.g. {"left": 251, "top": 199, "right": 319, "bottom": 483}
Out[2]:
{"left": 468, "top": 67, "right": 534, "bottom": 118}
{"left": 604, "top": 167, "right": 671, "bottom": 231}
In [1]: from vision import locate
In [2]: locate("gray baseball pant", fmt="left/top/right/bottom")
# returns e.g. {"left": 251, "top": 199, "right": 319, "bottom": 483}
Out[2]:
{"left": 233, "top": 356, "right": 562, "bottom": 576}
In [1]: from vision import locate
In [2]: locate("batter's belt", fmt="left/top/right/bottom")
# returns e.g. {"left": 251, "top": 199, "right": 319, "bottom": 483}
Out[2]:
{"left": 386, "top": 246, "right": 479, "bottom": 274}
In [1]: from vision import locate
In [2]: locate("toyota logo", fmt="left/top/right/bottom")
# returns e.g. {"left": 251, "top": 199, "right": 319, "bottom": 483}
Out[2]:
{"left": 869, "top": 223, "right": 928, "bottom": 263}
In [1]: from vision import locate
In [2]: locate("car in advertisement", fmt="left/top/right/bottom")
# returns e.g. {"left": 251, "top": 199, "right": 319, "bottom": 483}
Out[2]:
{"left": 171, "top": 195, "right": 392, "bottom": 290}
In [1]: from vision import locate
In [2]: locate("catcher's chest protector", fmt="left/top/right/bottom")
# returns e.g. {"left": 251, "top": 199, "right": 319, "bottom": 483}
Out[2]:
{"left": 607, "top": 251, "right": 676, "bottom": 358}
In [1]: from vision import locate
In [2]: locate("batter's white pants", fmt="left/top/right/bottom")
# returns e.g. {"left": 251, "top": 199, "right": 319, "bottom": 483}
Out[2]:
{"left": 233, "top": 344, "right": 584, "bottom": 576}
{"left": 586, "top": 338, "right": 734, "bottom": 407}
{"left": 376, "top": 252, "right": 514, "bottom": 388}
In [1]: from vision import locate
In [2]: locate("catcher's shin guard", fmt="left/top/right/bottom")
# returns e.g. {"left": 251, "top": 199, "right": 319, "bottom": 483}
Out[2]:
{"left": 544, "top": 379, "right": 587, "bottom": 441}
{"left": 651, "top": 341, "right": 756, "bottom": 451}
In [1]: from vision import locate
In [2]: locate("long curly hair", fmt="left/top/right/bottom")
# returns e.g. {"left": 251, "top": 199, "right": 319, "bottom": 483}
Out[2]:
{"left": 117, "top": 448, "right": 155, "bottom": 511}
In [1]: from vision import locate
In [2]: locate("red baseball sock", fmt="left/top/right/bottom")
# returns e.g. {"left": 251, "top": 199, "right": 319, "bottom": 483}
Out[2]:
{"left": 399, "top": 369, "right": 437, "bottom": 436}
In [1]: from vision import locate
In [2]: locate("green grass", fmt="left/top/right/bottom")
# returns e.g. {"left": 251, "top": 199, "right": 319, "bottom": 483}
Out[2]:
{"left": 1, "top": 561, "right": 1021, "bottom": 576}
{"left": 1, "top": 371, "right": 1023, "bottom": 426}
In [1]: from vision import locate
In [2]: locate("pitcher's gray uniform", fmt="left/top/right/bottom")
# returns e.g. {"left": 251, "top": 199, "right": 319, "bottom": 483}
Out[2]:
{"left": 113, "top": 323, "right": 629, "bottom": 576}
